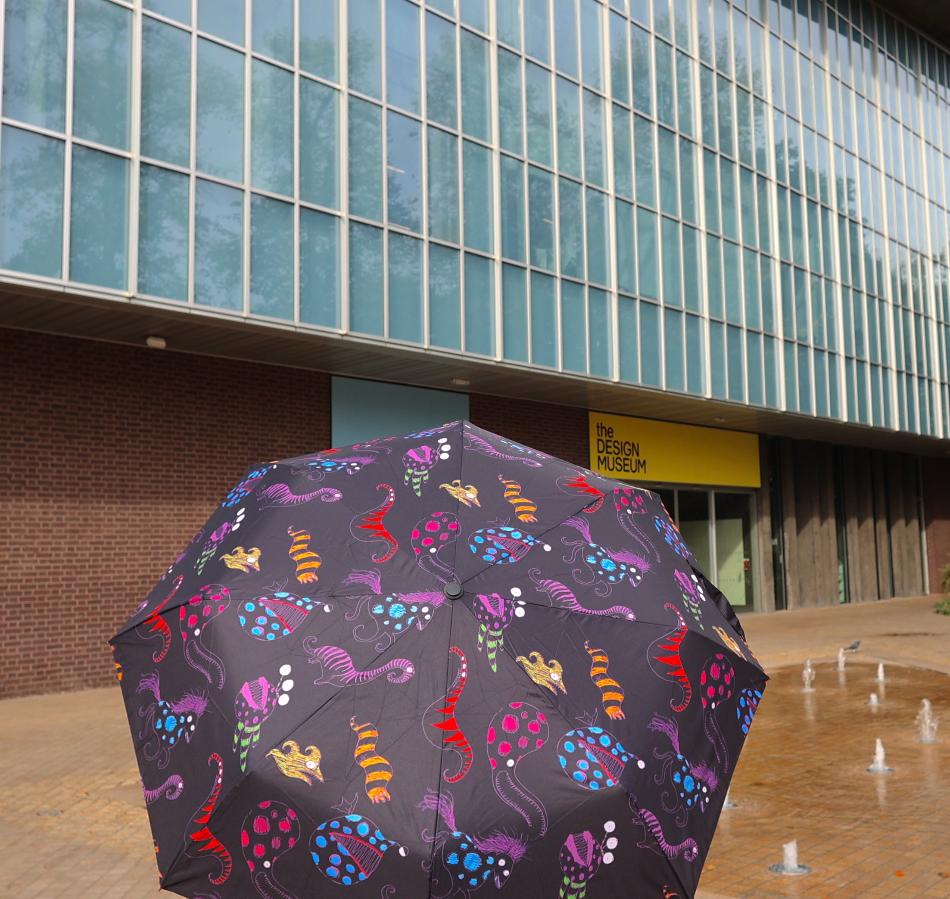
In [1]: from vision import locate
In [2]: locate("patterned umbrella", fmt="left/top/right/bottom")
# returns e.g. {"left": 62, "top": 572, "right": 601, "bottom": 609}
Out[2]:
{"left": 112, "top": 421, "right": 766, "bottom": 899}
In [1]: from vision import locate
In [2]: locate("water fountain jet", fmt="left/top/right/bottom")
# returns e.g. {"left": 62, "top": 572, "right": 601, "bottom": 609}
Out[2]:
{"left": 801, "top": 659, "right": 815, "bottom": 692}
{"left": 837, "top": 647, "right": 846, "bottom": 671}
{"left": 769, "top": 840, "right": 810, "bottom": 875}
{"left": 916, "top": 699, "right": 938, "bottom": 744}
{"left": 868, "top": 692, "right": 879, "bottom": 707}
{"left": 867, "top": 737, "right": 892, "bottom": 773}
{"left": 875, "top": 662, "right": 886, "bottom": 683}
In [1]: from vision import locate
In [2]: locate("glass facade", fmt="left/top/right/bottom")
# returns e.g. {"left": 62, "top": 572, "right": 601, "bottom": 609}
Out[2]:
{"left": 1, "top": 0, "right": 949, "bottom": 437}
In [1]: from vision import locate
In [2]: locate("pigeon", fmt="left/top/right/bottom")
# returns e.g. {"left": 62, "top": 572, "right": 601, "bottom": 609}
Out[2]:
{"left": 843, "top": 640, "right": 861, "bottom": 653}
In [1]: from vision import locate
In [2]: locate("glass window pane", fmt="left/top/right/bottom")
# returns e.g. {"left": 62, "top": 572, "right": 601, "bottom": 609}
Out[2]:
{"left": 664, "top": 307, "right": 684, "bottom": 391}
{"left": 654, "top": 0, "right": 671, "bottom": 39}
{"left": 300, "top": 80, "right": 339, "bottom": 208}
{"left": 610, "top": 13, "right": 630, "bottom": 105}
{"left": 531, "top": 270, "right": 557, "bottom": 366}
{"left": 583, "top": 90, "right": 606, "bottom": 188}
{"left": 616, "top": 199, "right": 635, "bottom": 295}
{"left": 388, "top": 233, "right": 423, "bottom": 343}
{"left": 498, "top": 49, "right": 524, "bottom": 155}
{"left": 501, "top": 155, "right": 526, "bottom": 262}
{"left": 387, "top": 111, "right": 422, "bottom": 233}
{"left": 716, "top": 74, "right": 734, "bottom": 157}
{"left": 679, "top": 137, "right": 696, "bottom": 223}
{"left": 662, "top": 216, "right": 681, "bottom": 306}
{"left": 764, "top": 334, "right": 778, "bottom": 407}
{"left": 743, "top": 247, "right": 761, "bottom": 329}
{"left": 706, "top": 233, "right": 723, "bottom": 318}
{"left": 461, "top": 31, "right": 491, "bottom": 141}
{"left": 428, "top": 127, "right": 459, "bottom": 243}
{"left": 250, "top": 195, "right": 293, "bottom": 319}
{"left": 634, "top": 116, "right": 655, "bottom": 207}
{"left": 300, "top": 0, "right": 338, "bottom": 81}
{"left": 528, "top": 166, "right": 555, "bottom": 269}
{"left": 138, "top": 164, "right": 188, "bottom": 300}
{"left": 69, "top": 146, "right": 128, "bottom": 289}
{"left": 619, "top": 295, "right": 638, "bottom": 381}
{"left": 348, "top": 97, "right": 383, "bottom": 221}
{"left": 253, "top": 0, "right": 292, "bottom": 62}
{"left": 461, "top": 0, "right": 488, "bottom": 31}
{"left": 559, "top": 178, "right": 583, "bottom": 279}
{"left": 723, "top": 239, "right": 741, "bottom": 323}
{"left": 464, "top": 253, "right": 494, "bottom": 355}
{"left": 613, "top": 105, "right": 633, "bottom": 198}
{"left": 562, "top": 280, "right": 587, "bottom": 372}
{"left": 720, "top": 157, "right": 737, "bottom": 241}
{"left": 524, "top": 0, "right": 550, "bottom": 64}
{"left": 197, "top": 39, "right": 244, "bottom": 182}
{"left": 581, "top": 0, "right": 603, "bottom": 90}
{"left": 387, "top": 0, "right": 419, "bottom": 113}
{"left": 683, "top": 224, "right": 700, "bottom": 312}
{"left": 588, "top": 287, "right": 611, "bottom": 377}
{"left": 199, "top": 0, "right": 244, "bottom": 45}
{"left": 300, "top": 208, "right": 340, "bottom": 328}
{"left": 586, "top": 189, "right": 608, "bottom": 286}
{"left": 555, "top": 77, "right": 581, "bottom": 178}
{"left": 3, "top": 0, "right": 67, "bottom": 131}
{"left": 73, "top": 0, "right": 131, "bottom": 150}
{"left": 654, "top": 38, "right": 674, "bottom": 127}
{"left": 710, "top": 320, "right": 726, "bottom": 397}
{"left": 527, "top": 64, "right": 553, "bottom": 167}
{"left": 195, "top": 179, "right": 243, "bottom": 309}
{"left": 632, "top": 25, "right": 653, "bottom": 115}
{"left": 636, "top": 207, "right": 658, "bottom": 299}
{"left": 429, "top": 244, "right": 461, "bottom": 349}
{"left": 251, "top": 60, "right": 293, "bottom": 196}
{"left": 555, "top": 0, "right": 578, "bottom": 77}
{"left": 463, "top": 141, "right": 493, "bottom": 252}
{"left": 497, "top": 0, "right": 522, "bottom": 49}
{"left": 686, "top": 313, "right": 704, "bottom": 393}
{"left": 141, "top": 19, "right": 190, "bottom": 167}
{"left": 0, "top": 126, "right": 64, "bottom": 277}
{"left": 426, "top": 13, "right": 456, "bottom": 128}
{"left": 746, "top": 330, "right": 763, "bottom": 404}
{"left": 349, "top": 0, "right": 381, "bottom": 98}
{"left": 502, "top": 263, "right": 528, "bottom": 361}
{"left": 640, "top": 301, "right": 660, "bottom": 386}
{"left": 145, "top": 0, "right": 190, "bottom": 23}
{"left": 349, "top": 222, "right": 384, "bottom": 334}
{"left": 658, "top": 127, "right": 678, "bottom": 216}
{"left": 676, "top": 50, "right": 694, "bottom": 138}
{"left": 700, "top": 64, "right": 717, "bottom": 148}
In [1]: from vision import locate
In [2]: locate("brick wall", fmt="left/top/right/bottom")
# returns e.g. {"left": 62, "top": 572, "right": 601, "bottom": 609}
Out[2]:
{"left": 922, "top": 456, "right": 950, "bottom": 594}
{"left": 0, "top": 328, "right": 331, "bottom": 699}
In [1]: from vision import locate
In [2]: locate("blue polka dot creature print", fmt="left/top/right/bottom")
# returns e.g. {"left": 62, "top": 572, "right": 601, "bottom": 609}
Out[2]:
{"left": 311, "top": 813, "right": 406, "bottom": 887}
{"left": 557, "top": 725, "right": 645, "bottom": 791}
{"left": 468, "top": 526, "right": 551, "bottom": 565}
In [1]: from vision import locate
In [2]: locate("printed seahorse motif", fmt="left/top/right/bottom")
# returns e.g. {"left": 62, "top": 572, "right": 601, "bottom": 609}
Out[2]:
{"left": 239, "top": 583, "right": 328, "bottom": 642}
{"left": 241, "top": 800, "right": 300, "bottom": 899}
{"left": 350, "top": 484, "right": 398, "bottom": 563}
{"left": 343, "top": 569, "right": 444, "bottom": 651}
{"left": 528, "top": 569, "right": 636, "bottom": 621}
{"left": 233, "top": 665, "right": 295, "bottom": 772}
{"left": 700, "top": 653, "right": 735, "bottom": 770}
{"left": 486, "top": 701, "right": 549, "bottom": 838}
{"left": 584, "top": 641, "right": 625, "bottom": 720}
{"left": 557, "top": 721, "right": 645, "bottom": 790}
{"left": 557, "top": 472, "right": 606, "bottom": 513}
{"left": 469, "top": 526, "right": 551, "bottom": 566}
{"left": 649, "top": 714, "right": 719, "bottom": 826}
{"left": 423, "top": 646, "right": 473, "bottom": 783}
{"left": 137, "top": 575, "right": 182, "bottom": 663}
{"left": 287, "top": 527, "right": 322, "bottom": 584}
{"left": 463, "top": 428, "right": 543, "bottom": 467}
{"left": 629, "top": 800, "right": 699, "bottom": 862}
{"left": 184, "top": 753, "right": 233, "bottom": 885}
{"left": 268, "top": 740, "right": 324, "bottom": 786}
{"left": 303, "top": 638, "right": 415, "bottom": 687}
{"left": 498, "top": 475, "right": 538, "bottom": 522}
{"left": 561, "top": 516, "right": 648, "bottom": 596}
{"left": 410, "top": 511, "right": 460, "bottom": 581}
{"left": 713, "top": 625, "right": 745, "bottom": 658}
{"left": 257, "top": 483, "right": 342, "bottom": 507}
{"left": 295, "top": 454, "right": 378, "bottom": 480}
{"left": 143, "top": 774, "right": 184, "bottom": 805}
{"left": 439, "top": 479, "right": 481, "bottom": 507}
{"left": 419, "top": 789, "right": 526, "bottom": 896}
{"left": 351, "top": 717, "right": 394, "bottom": 804}
{"left": 558, "top": 821, "right": 619, "bottom": 899}
{"left": 179, "top": 585, "right": 231, "bottom": 689}
{"left": 137, "top": 671, "right": 208, "bottom": 769}
{"left": 613, "top": 487, "right": 661, "bottom": 564}
{"left": 649, "top": 602, "right": 692, "bottom": 713}
{"left": 472, "top": 591, "right": 524, "bottom": 673}
{"left": 516, "top": 651, "right": 566, "bottom": 694}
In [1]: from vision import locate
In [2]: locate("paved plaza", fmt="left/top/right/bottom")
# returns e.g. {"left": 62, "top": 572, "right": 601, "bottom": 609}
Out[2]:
{"left": 2, "top": 595, "right": 949, "bottom": 898}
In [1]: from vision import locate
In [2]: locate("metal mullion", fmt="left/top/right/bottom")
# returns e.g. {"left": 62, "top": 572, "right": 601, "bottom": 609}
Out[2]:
{"left": 381, "top": 0, "right": 390, "bottom": 341}
{"left": 456, "top": 15, "right": 466, "bottom": 352}
{"left": 292, "top": 0, "right": 301, "bottom": 326}
{"left": 187, "top": 0, "right": 197, "bottom": 305}
{"left": 62, "top": 0, "right": 76, "bottom": 282}
{"left": 551, "top": 5, "right": 567, "bottom": 374}
{"left": 488, "top": 0, "right": 502, "bottom": 361}
{"left": 340, "top": 0, "right": 350, "bottom": 333}
{"left": 604, "top": 1, "right": 620, "bottom": 383}
{"left": 520, "top": 47, "right": 532, "bottom": 367}
{"left": 128, "top": 0, "right": 143, "bottom": 297}
{"left": 242, "top": 0, "right": 251, "bottom": 318}
{"left": 420, "top": 0, "right": 431, "bottom": 349}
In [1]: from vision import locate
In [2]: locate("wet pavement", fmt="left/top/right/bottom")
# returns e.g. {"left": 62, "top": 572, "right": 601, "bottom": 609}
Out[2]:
{"left": 2, "top": 595, "right": 949, "bottom": 898}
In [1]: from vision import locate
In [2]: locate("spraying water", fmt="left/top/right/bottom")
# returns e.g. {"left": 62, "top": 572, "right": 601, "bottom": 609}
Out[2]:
{"left": 916, "top": 699, "right": 938, "bottom": 744}
{"left": 867, "top": 737, "right": 892, "bottom": 773}
{"left": 837, "top": 648, "right": 846, "bottom": 672}
{"left": 801, "top": 659, "right": 815, "bottom": 692}
{"left": 769, "top": 839, "right": 810, "bottom": 875}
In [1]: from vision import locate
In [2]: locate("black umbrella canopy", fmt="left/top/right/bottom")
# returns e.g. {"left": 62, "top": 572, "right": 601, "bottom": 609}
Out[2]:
{"left": 112, "top": 421, "right": 766, "bottom": 899}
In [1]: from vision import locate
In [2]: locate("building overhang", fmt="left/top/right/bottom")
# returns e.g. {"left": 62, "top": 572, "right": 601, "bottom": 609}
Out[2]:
{"left": 878, "top": 0, "right": 950, "bottom": 56}
{"left": 1, "top": 280, "right": 947, "bottom": 458}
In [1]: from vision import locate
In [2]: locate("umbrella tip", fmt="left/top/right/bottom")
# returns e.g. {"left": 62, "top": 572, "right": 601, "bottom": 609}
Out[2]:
{"left": 443, "top": 580, "right": 463, "bottom": 600}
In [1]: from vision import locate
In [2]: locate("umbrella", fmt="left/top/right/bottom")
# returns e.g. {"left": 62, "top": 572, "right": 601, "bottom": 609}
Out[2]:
{"left": 112, "top": 420, "right": 766, "bottom": 899}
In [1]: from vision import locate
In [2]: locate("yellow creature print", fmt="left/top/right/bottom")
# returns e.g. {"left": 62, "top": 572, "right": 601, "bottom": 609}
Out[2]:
{"left": 221, "top": 546, "right": 262, "bottom": 573}
{"left": 516, "top": 651, "right": 567, "bottom": 694}
{"left": 498, "top": 476, "right": 538, "bottom": 522}
{"left": 350, "top": 717, "right": 393, "bottom": 804}
{"left": 713, "top": 626, "right": 745, "bottom": 660}
{"left": 585, "top": 641, "right": 625, "bottom": 720}
{"left": 267, "top": 739, "right": 324, "bottom": 786}
{"left": 439, "top": 479, "right": 481, "bottom": 507}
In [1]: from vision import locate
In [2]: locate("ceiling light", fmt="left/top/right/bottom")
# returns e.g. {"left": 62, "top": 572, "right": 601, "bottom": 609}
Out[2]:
{"left": 713, "top": 416, "right": 726, "bottom": 424}
{"left": 146, "top": 335, "right": 167, "bottom": 350}
{"left": 450, "top": 377, "right": 470, "bottom": 387}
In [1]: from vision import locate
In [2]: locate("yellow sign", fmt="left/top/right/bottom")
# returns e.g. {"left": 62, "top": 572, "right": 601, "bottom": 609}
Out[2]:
{"left": 588, "top": 412, "right": 760, "bottom": 488}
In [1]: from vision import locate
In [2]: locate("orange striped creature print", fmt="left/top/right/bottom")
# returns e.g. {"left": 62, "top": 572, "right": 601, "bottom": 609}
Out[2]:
{"left": 498, "top": 475, "right": 538, "bottom": 522}
{"left": 584, "top": 640, "right": 626, "bottom": 720}
{"left": 287, "top": 526, "right": 322, "bottom": 584}
{"left": 350, "top": 716, "right": 393, "bottom": 804}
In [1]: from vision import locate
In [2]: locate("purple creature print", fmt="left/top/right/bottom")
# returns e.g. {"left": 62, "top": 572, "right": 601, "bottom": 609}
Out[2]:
{"left": 241, "top": 800, "right": 300, "bottom": 899}
{"left": 612, "top": 487, "right": 660, "bottom": 564}
{"left": 558, "top": 821, "right": 618, "bottom": 899}
{"left": 233, "top": 665, "right": 295, "bottom": 773}
{"left": 700, "top": 653, "right": 736, "bottom": 770}
{"left": 179, "top": 585, "right": 231, "bottom": 689}
{"left": 463, "top": 428, "right": 543, "bottom": 468}
{"left": 195, "top": 507, "right": 246, "bottom": 575}
{"left": 674, "top": 569, "right": 707, "bottom": 629}
{"left": 648, "top": 714, "right": 719, "bottom": 826}
{"left": 528, "top": 569, "right": 636, "bottom": 621}
{"left": 486, "top": 701, "right": 549, "bottom": 838}
{"left": 257, "top": 482, "right": 343, "bottom": 508}
{"left": 468, "top": 526, "right": 551, "bottom": 566}
{"left": 402, "top": 445, "right": 441, "bottom": 496}
{"left": 410, "top": 511, "right": 461, "bottom": 581}
{"left": 556, "top": 717, "right": 646, "bottom": 791}
{"left": 238, "top": 581, "right": 330, "bottom": 642}
{"left": 561, "top": 516, "right": 649, "bottom": 596}
{"left": 343, "top": 569, "right": 444, "bottom": 651}
{"left": 654, "top": 515, "right": 690, "bottom": 558}
{"left": 629, "top": 799, "right": 699, "bottom": 862}
{"left": 419, "top": 788, "right": 528, "bottom": 896}
{"left": 137, "top": 671, "right": 208, "bottom": 769}
{"left": 471, "top": 590, "right": 525, "bottom": 673}
{"left": 350, "top": 484, "right": 399, "bottom": 563}
{"left": 142, "top": 774, "right": 184, "bottom": 805}
{"left": 736, "top": 686, "right": 762, "bottom": 736}
{"left": 222, "top": 464, "right": 276, "bottom": 507}
{"left": 303, "top": 638, "right": 415, "bottom": 688}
